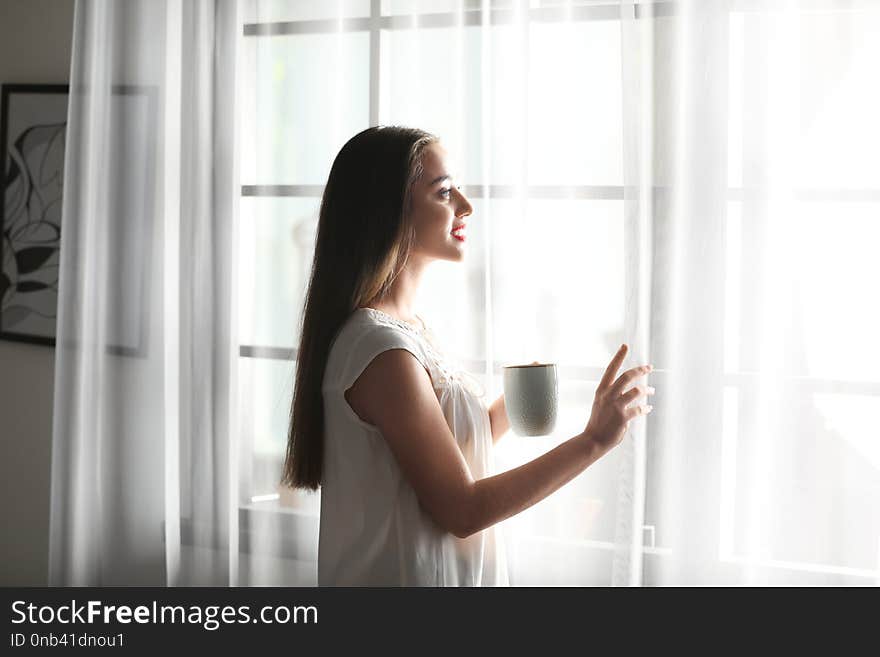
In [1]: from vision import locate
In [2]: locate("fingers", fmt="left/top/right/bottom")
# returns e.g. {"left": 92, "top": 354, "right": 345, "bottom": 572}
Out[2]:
{"left": 598, "top": 344, "right": 628, "bottom": 392}
{"left": 619, "top": 384, "right": 655, "bottom": 407}
{"left": 609, "top": 364, "right": 652, "bottom": 398}
{"left": 625, "top": 403, "right": 653, "bottom": 421}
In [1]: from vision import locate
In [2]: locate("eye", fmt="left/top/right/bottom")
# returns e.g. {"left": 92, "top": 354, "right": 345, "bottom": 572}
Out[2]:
{"left": 439, "top": 185, "right": 461, "bottom": 199}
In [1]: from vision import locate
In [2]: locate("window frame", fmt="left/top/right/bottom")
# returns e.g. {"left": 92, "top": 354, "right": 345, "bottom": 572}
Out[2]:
{"left": 236, "top": 0, "right": 880, "bottom": 585}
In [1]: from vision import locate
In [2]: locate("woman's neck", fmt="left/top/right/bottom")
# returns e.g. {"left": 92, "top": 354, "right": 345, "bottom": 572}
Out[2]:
{"left": 362, "top": 258, "right": 429, "bottom": 325}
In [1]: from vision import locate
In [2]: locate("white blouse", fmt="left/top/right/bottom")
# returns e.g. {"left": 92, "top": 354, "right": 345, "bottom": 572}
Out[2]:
{"left": 318, "top": 307, "right": 509, "bottom": 586}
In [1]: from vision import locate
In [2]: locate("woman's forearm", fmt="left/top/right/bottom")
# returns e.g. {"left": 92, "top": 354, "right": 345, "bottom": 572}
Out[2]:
{"left": 487, "top": 393, "right": 509, "bottom": 444}
{"left": 463, "top": 432, "right": 605, "bottom": 538}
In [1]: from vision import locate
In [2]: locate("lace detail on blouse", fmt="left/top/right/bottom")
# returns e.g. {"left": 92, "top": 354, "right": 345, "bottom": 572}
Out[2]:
{"left": 357, "top": 307, "right": 485, "bottom": 397}
{"left": 359, "top": 307, "right": 425, "bottom": 334}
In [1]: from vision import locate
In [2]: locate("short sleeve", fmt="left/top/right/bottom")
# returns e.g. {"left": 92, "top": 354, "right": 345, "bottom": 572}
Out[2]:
{"left": 338, "top": 325, "right": 431, "bottom": 393}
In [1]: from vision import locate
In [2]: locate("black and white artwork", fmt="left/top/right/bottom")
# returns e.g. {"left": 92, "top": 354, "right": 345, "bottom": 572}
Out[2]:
{"left": 0, "top": 84, "right": 68, "bottom": 346}
{"left": 1, "top": 83, "right": 157, "bottom": 356}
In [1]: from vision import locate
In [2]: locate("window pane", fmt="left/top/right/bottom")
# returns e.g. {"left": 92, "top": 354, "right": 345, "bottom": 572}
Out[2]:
{"left": 241, "top": 31, "right": 370, "bottom": 185}
{"left": 728, "top": 11, "right": 743, "bottom": 189}
{"left": 795, "top": 9, "right": 880, "bottom": 189}
{"left": 724, "top": 201, "right": 742, "bottom": 373}
{"left": 380, "top": 19, "right": 622, "bottom": 186}
{"left": 490, "top": 199, "right": 625, "bottom": 367}
{"left": 382, "top": 0, "right": 622, "bottom": 15}
{"left": 489, "top": 18, "right": 623, "bottom": 186}
{"left": 379, "top": 24, "right": 484, "bottom": 183}
{"left": 528, "top": 19, "right": 622, "bottom": 185}
{"left": 730, "top": 199, "right": 880, "bottom": 381}
{"left": 245, "top": 0, "right": 370, "bottom": 23}
{"left": 383, "top": 0, "right": 470, "bottom": 13}
{"left": 792, "top": 201, "right": 880, "bottom": 380}
{"left": 238, "top": 355, "right": 295, "bottom": 498}
{"left": 731, "top": 7, "right": 880, "bottom": 190}
{"left": 239, "top": 197, "right": 320, "bottom": 349}
{"left": 507, "top": 537, "right": 612, "bottom": 585}
{"left": 726, "top": 387, "right": 880, "bottom": 573}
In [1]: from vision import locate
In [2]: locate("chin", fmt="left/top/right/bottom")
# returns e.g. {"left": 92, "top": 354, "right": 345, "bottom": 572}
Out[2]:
{"left": 448, "top": 246, "right": 466, "bottom": 262}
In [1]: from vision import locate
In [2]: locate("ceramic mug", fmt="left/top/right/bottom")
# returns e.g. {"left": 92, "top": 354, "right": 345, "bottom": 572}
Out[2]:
{"left": 503, "top": 362, "right": 558, "bottom": 436}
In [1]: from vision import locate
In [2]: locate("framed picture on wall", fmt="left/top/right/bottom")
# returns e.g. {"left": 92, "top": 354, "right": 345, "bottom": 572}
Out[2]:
{"left": 0, "top": 83, "right": 157, "bottom": 357}
{"left": 0, "top": 83, "right": 68, "bottom": 347}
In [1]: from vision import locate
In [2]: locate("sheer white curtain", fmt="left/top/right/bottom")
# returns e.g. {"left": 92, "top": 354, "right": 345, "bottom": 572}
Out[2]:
{"left": 49, "top": 0, "right": 242, "bottom": 585}
{"left": 50, "top": 0, "right": 880, "bottom": 587}
{"left": 635, "top": 0, "right": 880, "bottom": 585}
{"left": 244, "top": 0, "right": 880, "bottom": 585}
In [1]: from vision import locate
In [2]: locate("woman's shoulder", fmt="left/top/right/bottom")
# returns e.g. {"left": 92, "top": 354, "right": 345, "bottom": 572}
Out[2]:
{"left": 324, "top": 308, "right": 431, "bottom": 390}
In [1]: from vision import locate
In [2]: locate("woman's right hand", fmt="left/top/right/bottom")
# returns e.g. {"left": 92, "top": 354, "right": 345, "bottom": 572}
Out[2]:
{"left": 580, "top": 344, "right": 654, "bottom": 454}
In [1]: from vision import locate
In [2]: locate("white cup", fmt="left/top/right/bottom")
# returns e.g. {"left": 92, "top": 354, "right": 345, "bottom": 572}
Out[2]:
{"left": 503, "top": 363, "right": 558, "bottom": 436}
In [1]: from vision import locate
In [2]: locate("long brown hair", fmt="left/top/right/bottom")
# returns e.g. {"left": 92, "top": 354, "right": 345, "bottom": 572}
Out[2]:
{"left": 281, "top": 126, "right": 439, "bottom": 490}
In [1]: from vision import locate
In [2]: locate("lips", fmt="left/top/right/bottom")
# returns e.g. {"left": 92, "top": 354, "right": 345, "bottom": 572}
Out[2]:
{"left": 451, "top": 223, "right": 467, "bottom": 241}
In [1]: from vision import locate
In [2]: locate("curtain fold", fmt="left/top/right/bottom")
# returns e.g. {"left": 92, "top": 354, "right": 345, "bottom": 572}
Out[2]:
{"left": 49, "top": 0, "right": 241, "bottom": 586}
{"left": 613, "top": 0, "right": 654, "bottom": 587}
{"left": 634, "top": 0, "right": 880, "bottom": 585}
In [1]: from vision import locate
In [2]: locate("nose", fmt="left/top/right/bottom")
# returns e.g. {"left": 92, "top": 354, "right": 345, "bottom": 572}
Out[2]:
{"left": 454, "top": 187, "right": 473, "bottom": 218}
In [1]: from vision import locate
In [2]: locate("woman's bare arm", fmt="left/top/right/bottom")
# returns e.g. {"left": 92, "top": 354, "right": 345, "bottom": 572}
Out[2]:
{"left": 465, "top": 434, "right": 605, "bottom": 536}
{"left": 344, "top": 348, "right": 479, "bottom": 538}
{"left": 345, "top": 346, "right": 652, "bottom": 539}
{"left": 487, "top": 394, "right": 509, "bottom": 445}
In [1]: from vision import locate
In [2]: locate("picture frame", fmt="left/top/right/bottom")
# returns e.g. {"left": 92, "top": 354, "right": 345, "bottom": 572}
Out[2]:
{"left": 0, "top": 83, "right": 157, "bottom": 357}
{"left": 0, "top": 83, "right": 68, "bottom": 347}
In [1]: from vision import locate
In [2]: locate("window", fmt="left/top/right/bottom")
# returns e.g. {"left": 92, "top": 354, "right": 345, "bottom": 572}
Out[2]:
{"left": 236, "top": 0, "right": 880, "bottom": 584}
{"left": 640, "top": 4, "right": 880, "bottom": 585}
{"left": 237, "top": 0, "right": 630, "bottom": 584}
{"left": 710, "top": 7, "right": 880, "bottom": 582}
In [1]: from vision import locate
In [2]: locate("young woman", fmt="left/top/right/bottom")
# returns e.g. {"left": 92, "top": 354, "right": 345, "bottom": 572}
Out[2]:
{"left": 282, "top": 126, "right": 654, "bottom": 586}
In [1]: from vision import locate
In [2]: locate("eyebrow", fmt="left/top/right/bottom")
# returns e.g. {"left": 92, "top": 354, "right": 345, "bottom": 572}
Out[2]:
{"left": 429, "top": 174, "right": 453, "bottom": 186}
